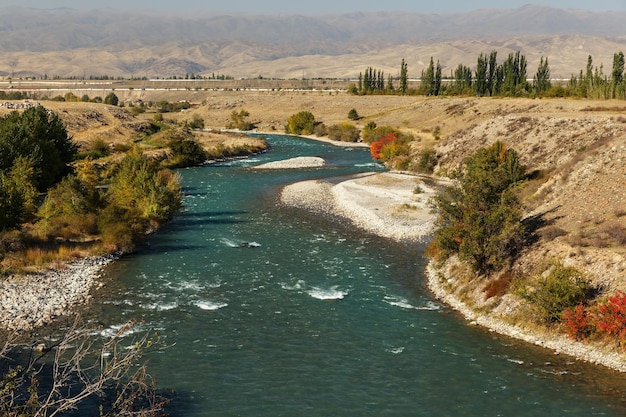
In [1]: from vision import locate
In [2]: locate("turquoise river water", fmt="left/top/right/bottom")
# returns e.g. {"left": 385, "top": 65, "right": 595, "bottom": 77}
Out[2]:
{"left": 94, "top": 135, "right": 626, "bottom": 416}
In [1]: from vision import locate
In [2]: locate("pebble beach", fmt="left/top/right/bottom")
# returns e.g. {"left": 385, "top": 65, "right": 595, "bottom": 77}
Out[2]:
{"left": 0, "top": 254, "right": 118, "bottom": 331}
{"left": 281, "top": 171, "right": 440, "bottom": 243}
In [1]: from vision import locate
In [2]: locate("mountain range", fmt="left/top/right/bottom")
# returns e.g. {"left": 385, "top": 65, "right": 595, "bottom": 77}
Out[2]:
{"left": 1, "top": 5, "right": 625, "bottom": 79}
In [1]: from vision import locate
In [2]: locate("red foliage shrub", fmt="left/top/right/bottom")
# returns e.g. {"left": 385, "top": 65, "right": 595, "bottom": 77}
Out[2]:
{"left": 370, "top": 133, "right": 397, "bottom": 160}
{"left": 562, "top": 303, "right": 592, "bottom": 341}
{"left": 594, "top": 291, "right": 626, "bottom": 346}
{"left": 483, "top": 271, "right": 513, "bottom": 300}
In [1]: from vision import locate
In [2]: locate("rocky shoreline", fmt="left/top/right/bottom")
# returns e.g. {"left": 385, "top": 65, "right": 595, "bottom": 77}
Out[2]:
{"left": 425, "top": 262, "right": 626, "bottom": 372}
{"left": 0, "top": 254, "right": 118, "bottom": 332}
{"left": 281, "top": 169, "right": 626, "bottom": 373}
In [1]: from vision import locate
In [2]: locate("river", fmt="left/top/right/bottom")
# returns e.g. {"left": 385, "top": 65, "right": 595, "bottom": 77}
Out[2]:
{"left": 94, "top": 134, "right": 626, "bottom": 416}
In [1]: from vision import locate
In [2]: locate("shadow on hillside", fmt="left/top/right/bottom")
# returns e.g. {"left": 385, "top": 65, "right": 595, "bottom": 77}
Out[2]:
{"left": 522, "top": 205, "right": 563, "bottom": 248}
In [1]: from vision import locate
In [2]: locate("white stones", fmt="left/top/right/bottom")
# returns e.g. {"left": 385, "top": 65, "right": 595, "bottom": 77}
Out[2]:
{"left": 254, "top": 156, "right": 325, "bottom": 169}
{"left": 0, "top": 254, "right": 119, "bottom": 331}
{"left": 280, "top": 172, "right": 443, "bottom": 243}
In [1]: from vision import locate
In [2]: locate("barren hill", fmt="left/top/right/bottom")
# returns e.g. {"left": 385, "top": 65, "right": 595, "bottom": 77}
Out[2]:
{"left": 1, "top": 5, "right": 625, "bottom": 79}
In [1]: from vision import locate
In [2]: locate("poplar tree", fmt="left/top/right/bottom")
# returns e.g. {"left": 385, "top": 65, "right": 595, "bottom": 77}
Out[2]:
{"left": 434, "top": 59, "right": 442, "bottom": 96}
{"left": 387, "top": 74, "right": 394, "bottom": 92}
{"left": 400, "top": 58, "right": 408, "bottom": 95}
{"left": 487, "top": 50, "right": 498, "bottom": 96}
{"left": 474, "top": 53, "right": 488, "bottom": 96}
{"left": 453, "top": 64, "right": 472, "bottom": 94}
{"left": 533, "top": 56, "right": 551, "bottom": 95}
{"left": 421, "top": 57, "right": 435, "bottom": 95}
{"left": 611, "top": 51, "right": 625, "bottom": 98}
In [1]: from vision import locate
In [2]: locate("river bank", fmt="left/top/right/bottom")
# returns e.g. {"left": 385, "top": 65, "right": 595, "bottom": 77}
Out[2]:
{"left": 0, "top": 254, "right": 119, "bottom": 332}
{"left": 280, "top": 169, "right": 626, "bottom": 373}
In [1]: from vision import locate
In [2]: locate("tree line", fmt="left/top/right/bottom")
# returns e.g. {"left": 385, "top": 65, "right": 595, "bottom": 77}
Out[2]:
{"left": 0, "top": 105, "right": 184, "bottom": 267}
{"left": 351, "top": 50, "right": 626, "bottom": 99}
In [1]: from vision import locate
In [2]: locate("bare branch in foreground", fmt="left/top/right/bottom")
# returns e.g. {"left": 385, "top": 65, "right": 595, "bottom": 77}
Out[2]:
{"left": 0, "top": 317, "right": 169, "bottom": 417}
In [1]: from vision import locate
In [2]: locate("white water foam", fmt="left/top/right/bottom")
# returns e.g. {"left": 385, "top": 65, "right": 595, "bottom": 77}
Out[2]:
{"left": 354, "top": 162, "right": 382, "bottom": 168}
{"left": 221, "top": 238, "right": 261, "bottom": 248}
{"left": 307, "top": 286, "right": 348, "bottom": 300}
{"left": 221, "top": 238, "right": 239, "bottom": 248}
{"left": 384, "top": 296, "right": 441, "bottom": 311}
{"left": 99, "top": 323, "right": 137, "bottom": 339}
{"left": 384, "top": 296, "right": 416, "bottom": 310}
{"left": 144, "top": 301, "right": 179, "bottom": 311}
{"left": 280, "top": 280, "right": 306, "bottom": 291}
{"left": 194, "top": 300, "right": 228, "bottom": 311}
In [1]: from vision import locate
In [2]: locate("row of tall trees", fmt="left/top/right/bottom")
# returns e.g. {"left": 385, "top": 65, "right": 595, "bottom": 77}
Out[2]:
{"left": 568, "top": 52, "right": 626, "bottom": 99}
{"left": 354, "top": 67, "right": 395, "bottom": 94}
{"left": 352, "top": 50, "right": 626, "bottom": 99}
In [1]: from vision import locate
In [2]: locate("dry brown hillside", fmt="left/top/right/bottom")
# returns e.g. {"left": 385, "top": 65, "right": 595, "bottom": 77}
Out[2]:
{"left": 430, "top": 99, "right": 626, "bottom": 295}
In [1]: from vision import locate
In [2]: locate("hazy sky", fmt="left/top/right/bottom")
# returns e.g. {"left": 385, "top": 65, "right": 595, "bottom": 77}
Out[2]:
{"left": 8, "top": 0, "right": 626, "bottom": 14}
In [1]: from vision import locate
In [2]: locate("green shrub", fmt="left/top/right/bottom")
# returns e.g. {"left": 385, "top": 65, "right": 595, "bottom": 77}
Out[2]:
{"left": 97, "top": 205, "right": 143, "bottom": 253}
{"left": 327, "top": 123, "right": 360, "bottom": 142}
{"left": 0, "top": 105, "right": 78, "bottom": 191}
{"left": 285, "top": 111, "right": 316, "bottom": 135}
{"left": 380, "top": 139, "right": 409, "bottom": 161}
{"left": 430, "top": 142, "right": 526, "bottom": 275}
{"left": 416, "top": 148, "right": 438, "bottom": 173}
{"left": 227, "top": 109, "right": 254, "bottom": 131}
{"left": 107, "top": 148, "right": 182, "bottom": 225}
{"left": 313, "top": 123, "right": 328, "bottom": 137}
{"left": 130, "top": 105, "right": 145, "bottom": 116}
{"left": 104, "top": 92, "right": 119, "bottom": 106}
{"left": 187, "top": 115, "right": 204, "bottom": 130}
{"left": 37, "top": 176, "right": 98, "bottom": 240}
{"left": 362, "top": 125, "right": 398, "bottom": 144}
{"left": 167, "top": 134, "right": 207, "bottom": 168}
{"left": 433, "top": 126, "right": 441, "bottom": 140}
{"left": 520, "top": 262, "right": 591, "bottom": 322}
{"left": 348, "top": 108, "right": 360, "bottom": 120}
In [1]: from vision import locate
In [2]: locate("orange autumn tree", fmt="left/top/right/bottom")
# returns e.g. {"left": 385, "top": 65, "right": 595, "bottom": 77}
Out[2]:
{"left": 370, "top": 133, "right": 397, "bottom": 160}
